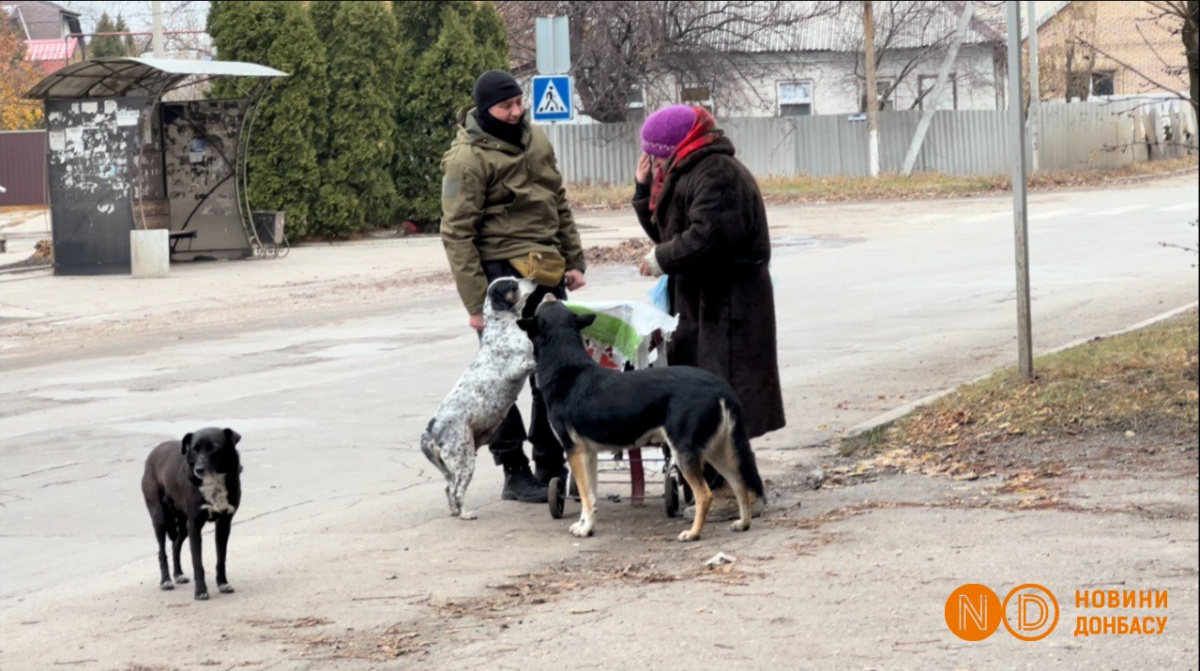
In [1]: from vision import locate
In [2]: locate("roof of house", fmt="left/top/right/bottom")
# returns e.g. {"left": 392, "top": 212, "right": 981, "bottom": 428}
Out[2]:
{"left": 1036, "top": 1, "right": 1072, "bottom": 31}
{"left": 697, "top": 1, "right": 1007, "bottom": 54}
{"left": 23, "top": 36, "right": 76, "bottom": 60}
{"left": 0, "top": 0, "right": 81, "bottom": 40}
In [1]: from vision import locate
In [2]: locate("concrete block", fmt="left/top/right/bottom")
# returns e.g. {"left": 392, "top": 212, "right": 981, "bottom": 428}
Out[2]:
{"left": 130, "top": 229, "right": 169, "bottom": 278}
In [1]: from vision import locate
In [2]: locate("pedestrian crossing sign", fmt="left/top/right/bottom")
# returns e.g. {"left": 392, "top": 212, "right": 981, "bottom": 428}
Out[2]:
{"left": 531, "top": 75, "right": 573, "bottom": 122}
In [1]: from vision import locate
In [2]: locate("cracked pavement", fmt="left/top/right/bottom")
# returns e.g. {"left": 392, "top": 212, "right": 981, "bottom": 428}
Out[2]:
{"left": 0, "top": 176, "right": 1196, "bottom": 669}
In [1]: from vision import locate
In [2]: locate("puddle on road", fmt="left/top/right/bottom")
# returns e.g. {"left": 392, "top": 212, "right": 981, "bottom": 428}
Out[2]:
{"left": 300, "top": 342, "right": 401, "bottom": 360}
{"left": 43, "top": 368, "right": 177, "bottom": 386}
{"left": 31, "top": 388, "right": 131, "bottom": 401}
{"left": 774, "top": 235, "right": 860, "bottom": 251}
{"left": 112, "top": 417, "right": 317, "bottom": 436}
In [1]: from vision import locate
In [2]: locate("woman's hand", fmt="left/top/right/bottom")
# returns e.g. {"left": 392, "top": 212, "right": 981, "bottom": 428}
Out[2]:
{"left": 565, "top": 269, "right": 586, "bottom": 291}
{"left": 640, "top": 247, "right": 663, "bottom": 277}
{"left": 635, "top": 152, "right": 653, "bottom": 185}
{"left": 469, "top": 313, "right": 485, "bottom": 332}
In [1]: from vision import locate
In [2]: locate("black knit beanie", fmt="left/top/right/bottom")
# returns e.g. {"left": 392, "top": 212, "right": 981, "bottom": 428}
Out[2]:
{"left": 473, "top": 70, "right": 523, "bottom": 111}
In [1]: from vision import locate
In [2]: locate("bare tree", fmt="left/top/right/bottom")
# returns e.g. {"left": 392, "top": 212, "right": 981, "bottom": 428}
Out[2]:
{"left": 837, "top": 1, "right": 1005, "bottom": 112}
{"left": 495, "top": 1, "right": 838, "bottom": 122}
{"left": 1036, "top": 1, "right": 1099, "bottom": 102}
{"left": 1075, "top": 1, "right": 1198, "bottom": 111}
{"left": 61, "top": 1, "right": 213, "bottom": 59}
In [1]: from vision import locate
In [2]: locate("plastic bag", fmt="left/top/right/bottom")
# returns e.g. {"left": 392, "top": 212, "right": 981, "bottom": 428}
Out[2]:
{"left": 648, "top": 275, "right": 671, "bottom": 314}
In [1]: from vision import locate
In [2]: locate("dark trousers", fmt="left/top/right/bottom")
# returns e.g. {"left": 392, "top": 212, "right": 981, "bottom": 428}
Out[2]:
{"left": 481, "top": 260, "right": 567, "bottom": 473}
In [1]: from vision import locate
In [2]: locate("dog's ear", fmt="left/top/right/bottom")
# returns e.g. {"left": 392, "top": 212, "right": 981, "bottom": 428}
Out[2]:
{"left": 181, "top": 432, "right": 193, "bottom": 455}
{"left": 573, "top": 314, "right": 597, "bottom": 330}
{"left": 224, "top": 428, "right": 242, "bottom": 447}
{"left": 517, "top": 318, "right": 538, "bottom": 335}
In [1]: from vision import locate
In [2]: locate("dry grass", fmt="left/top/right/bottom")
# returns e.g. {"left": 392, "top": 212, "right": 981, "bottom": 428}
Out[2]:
{"left": 842, "top": 309, "right": 1199, "bottom": 458}
{"left": 567, "top": 157, "right": 1198, "bottom": 210}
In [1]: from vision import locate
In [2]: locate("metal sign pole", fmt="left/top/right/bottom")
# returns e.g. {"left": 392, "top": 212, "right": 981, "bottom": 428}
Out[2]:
{"left": 1027, "top": 0, "right": 1041, "bottom": 173}
{"left": 1007, "top": 1, "right": 1034, "bottom": 381}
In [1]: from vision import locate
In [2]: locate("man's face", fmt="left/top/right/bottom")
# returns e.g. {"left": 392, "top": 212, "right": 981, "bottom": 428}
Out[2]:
{"left": 487, "top": 95, "right": 524, "bottom": 124}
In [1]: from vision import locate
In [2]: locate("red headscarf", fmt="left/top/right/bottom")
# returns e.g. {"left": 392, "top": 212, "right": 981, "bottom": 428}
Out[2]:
{"left": 649, "top": 106, "right": 720, "bottom": 212}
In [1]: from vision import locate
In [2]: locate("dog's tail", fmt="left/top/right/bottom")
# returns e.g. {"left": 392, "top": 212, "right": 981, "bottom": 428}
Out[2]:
{"left": 728, "top": 401, "right": 766, "bottom": 500}
{"left": 420, "top": 419, "right": 446, "bottom": 472}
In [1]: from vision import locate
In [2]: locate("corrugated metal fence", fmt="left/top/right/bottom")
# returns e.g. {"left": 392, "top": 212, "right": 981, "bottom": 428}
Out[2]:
{"left": 0, "top": 130, "right": 49, "bottom": 208}
{"left": 543, "top": 100, "right": 1198, "bottom": 185}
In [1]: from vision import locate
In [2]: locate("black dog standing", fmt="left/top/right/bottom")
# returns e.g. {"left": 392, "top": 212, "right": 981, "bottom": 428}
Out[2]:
{"left": 141, "top": 428, "right": 242, "bottom": 600}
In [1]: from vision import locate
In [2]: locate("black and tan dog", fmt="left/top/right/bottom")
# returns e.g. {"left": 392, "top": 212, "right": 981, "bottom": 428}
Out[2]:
{"left": 519, "top": 297, "right": 765, "bottom": 541}
{"left": 141, "top": 427, "right": 242, "bottom": 600}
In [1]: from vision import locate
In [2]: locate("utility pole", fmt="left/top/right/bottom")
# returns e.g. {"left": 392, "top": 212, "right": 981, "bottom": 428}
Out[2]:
{"left": 901, "top": 1, "right": 975, "bottom": 176}
{"left": 863, "top": 0, "right": 880, "bottom": 178}
{"left": 1006, "top": 1, "right": 1034, "bottom": 381}
{"left": 151, "top": 0, "right": 164, "bottom": 58}
{"left": 1027, "top": 0, "right": 1041, "bottom": 172}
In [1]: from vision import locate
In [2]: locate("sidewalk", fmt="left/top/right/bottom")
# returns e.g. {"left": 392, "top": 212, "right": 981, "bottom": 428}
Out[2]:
{"left": 0, "top": 208, "right": 650, "bottom": 354}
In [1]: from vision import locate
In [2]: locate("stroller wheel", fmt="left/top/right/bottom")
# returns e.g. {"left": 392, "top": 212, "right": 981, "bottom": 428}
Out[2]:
{"left": 664, "top": 472, "right": 681, "bottom": 517}
{"left": 548, "top": 477, "right": 566, "bottom": 519}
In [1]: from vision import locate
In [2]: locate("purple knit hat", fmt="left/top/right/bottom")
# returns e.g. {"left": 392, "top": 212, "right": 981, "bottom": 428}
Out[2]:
{"left": 641, "top": 105, "right": 697, "bottom": 157}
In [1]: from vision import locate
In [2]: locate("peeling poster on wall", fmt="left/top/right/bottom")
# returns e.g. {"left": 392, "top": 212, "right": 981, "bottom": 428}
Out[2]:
{"left": 48, "top": 130, "right": 65, "bottom": 152}
{"left": 116, "top": 109, "right": 140, "bottom": 127}
{"left": 188, "top": 138, "right": 206, "bottom": 164}
{"left": 65, "top": 127, "right": 84, "bottom": 153}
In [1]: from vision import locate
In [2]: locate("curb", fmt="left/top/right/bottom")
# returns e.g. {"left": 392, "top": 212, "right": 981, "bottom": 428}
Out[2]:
{"left": 0, "top": 263, "right": 52, "bottom": 278}
{"left": 843, "top": 301, "right": 1200, "bottom": 440}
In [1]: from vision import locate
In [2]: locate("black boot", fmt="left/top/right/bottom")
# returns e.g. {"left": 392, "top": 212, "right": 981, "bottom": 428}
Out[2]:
{"left": 502, "top": 465, "right": 548, "bottom": 503}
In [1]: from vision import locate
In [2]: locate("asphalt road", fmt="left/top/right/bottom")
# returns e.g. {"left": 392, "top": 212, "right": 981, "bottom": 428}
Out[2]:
{"left": 0, "top": 176, "right": 1196, "bottom": 669}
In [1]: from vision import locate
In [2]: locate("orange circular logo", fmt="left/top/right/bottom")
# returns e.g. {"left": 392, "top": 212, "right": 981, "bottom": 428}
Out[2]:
{"left": 945, "top": 584, "right": 1003, "bottom": 641}
{"left": 1002, "top": 583, "right": 1059, "bottom": 641}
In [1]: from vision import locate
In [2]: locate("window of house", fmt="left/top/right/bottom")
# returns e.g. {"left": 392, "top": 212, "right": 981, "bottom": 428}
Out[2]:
{"left": 681, "top": 84, "right": 714, "bottom": 112}
{"left": 777, "top": 80, "right": 814, "bottom": 116}
{"left": 1066, "top": 71, "right": 1088, "bottom": 100}
{"left": 860, "top": 77, "right": 895, "bottom": 112}
{"left": 1091, "top": 71, "right": 1115, "bottom": 97}
{"left": 917, "top": 74, "right": 958, "bottom": 110}
{"left": 627, "top": 86, "right": 645, "bottom": 110}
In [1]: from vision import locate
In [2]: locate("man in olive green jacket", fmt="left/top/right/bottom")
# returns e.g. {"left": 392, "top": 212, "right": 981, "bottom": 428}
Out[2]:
{"left": 440, "top": 70, "right": 586, "bottom": 504}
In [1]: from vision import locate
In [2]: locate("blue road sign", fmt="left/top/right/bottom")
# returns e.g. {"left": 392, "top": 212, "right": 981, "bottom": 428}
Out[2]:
{"left": 531, "top": 75, "right": 572, "bottom": 123}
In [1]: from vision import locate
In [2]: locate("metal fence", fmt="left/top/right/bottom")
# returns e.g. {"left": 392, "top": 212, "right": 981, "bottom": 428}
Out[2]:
{"left": 0, "top": 130, "right": 49, "bottom": 208}
{"left": 542, "top": 100, "right": 1199, "bottom": 185}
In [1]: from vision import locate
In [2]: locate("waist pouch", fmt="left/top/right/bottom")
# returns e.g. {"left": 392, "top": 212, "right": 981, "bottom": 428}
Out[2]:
{"left": 510, "top": 250, "right": 566, "bottom": 287}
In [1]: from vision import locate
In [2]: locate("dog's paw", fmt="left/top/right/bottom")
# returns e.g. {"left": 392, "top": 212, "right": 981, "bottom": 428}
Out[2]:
{"left": 677, "top": 529, "right": 701, "bottom": 542}
{"left": 731, "top": 519, "right": 750, "bottom": 532}
{"left": 194, "top": 591, "right": 210, "bottom": 601}
{"left": 459, "top": 510, "right": 478, "bottom": 520}
{"left": 160, "top": 580, "right": 175, "bottom": 591}
{"left": 174, "top": 575, "right": 190, "bottom": 584}
{"left": 218, "top": 583, "right": 235, "bottom": 594}
{"left": 569, "top": 521, "right": 594, "bottom": 538}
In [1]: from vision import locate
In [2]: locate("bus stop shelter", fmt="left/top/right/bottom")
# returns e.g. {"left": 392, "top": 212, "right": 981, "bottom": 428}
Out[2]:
{"left": 25, "top": 57, "right": 287, "bottom": 275}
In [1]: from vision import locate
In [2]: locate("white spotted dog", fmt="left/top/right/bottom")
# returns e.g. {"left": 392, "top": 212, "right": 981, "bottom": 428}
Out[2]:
{"left": 421, "top": 277, "right": 538, "bottom": 520}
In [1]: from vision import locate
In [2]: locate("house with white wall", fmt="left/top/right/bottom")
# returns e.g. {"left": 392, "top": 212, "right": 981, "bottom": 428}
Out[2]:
{"left": 643, "top": 1, "right": 1008, "bottom": 118}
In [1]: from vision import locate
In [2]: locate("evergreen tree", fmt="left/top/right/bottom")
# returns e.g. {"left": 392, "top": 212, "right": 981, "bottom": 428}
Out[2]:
{"left": 205, "top": 1, "right": 327, "bottom": 239}
{"left": 206, "top": 1, "right": 289, "bottom": 99}
{"left": 392, "top": 0, "right": 473, "bottom": 53}
{"left": 393, "top": 2, "right": 508, "bottom": 227}
{"left": 314, "top": 1, "right": 400, "bottom": 237}
{"left": 249, "top": 3, "right": 328, "bottom": 238}
{"left": 90, "top": 13, "right": 137, "bottom": 58}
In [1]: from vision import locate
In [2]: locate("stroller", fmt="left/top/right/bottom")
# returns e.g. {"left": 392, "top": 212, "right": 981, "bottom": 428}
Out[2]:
{"left": 545, "top": 301, "right": 695, "bottom": 519}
